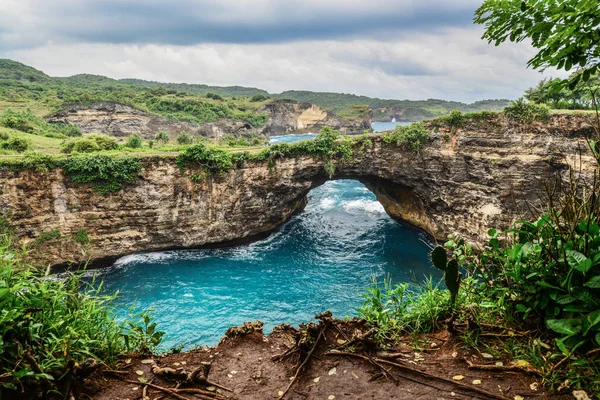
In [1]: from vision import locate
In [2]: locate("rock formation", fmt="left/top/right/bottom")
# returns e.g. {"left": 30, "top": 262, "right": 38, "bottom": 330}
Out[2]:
{"left": 0, "top": 114, "right": 595, "bottom": 267}
{"left": 260, "top": 101, "right": 372, "bottom": 135}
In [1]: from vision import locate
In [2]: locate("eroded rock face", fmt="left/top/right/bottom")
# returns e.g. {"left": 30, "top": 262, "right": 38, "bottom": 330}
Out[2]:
{"left": 260, "top": 102, "right": 372, "bottom": 135}
{"left": 0, "top": 114, "right": 596, "bottom": 267}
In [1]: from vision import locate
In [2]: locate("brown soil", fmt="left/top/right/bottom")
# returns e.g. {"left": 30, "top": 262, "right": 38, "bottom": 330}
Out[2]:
{"left": 84, "top": 316, "right": 564, "bottom": 400}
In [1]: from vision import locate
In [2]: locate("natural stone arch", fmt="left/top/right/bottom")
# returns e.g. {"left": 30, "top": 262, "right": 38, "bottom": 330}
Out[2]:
{"left": 0, "top": 115, "right": 595, "bottom": 268}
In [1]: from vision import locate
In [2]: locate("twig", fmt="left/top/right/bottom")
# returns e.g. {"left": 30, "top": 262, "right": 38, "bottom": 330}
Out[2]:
{"left": 22, "top": 349, "right": 44, "bottom": 374}
{"left": 120, "top": 380, "right": 192, "bottom": 400}
{"left": 272, "top": 346, "right": 299, "bottom": 362}
{"left": 175, "top": 388, "right": 226, "bottom": 399}
{"left": 278, "top": 326, "right": 325, "bottom": 399}
{"left": 550, "top": 353, "right": 571, "bottom": 373}
{"left": 465, "top": 360, "right": 539, "bottom": 375}
{"left": 325, "top": 352, "right": 509, "bottom": 400}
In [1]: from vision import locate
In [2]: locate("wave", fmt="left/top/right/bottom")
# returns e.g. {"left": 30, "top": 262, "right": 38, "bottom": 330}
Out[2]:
{"left": 342, "top": 199, "right": 385, "bottom": 214}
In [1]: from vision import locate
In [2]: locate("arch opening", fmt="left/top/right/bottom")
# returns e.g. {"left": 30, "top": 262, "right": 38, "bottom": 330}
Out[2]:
{"left": 93, "top": 179, "right": 436, "bottom": 349}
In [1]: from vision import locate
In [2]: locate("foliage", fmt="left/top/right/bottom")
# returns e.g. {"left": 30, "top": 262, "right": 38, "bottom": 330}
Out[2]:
{"left": 337, "top": 104, "right": 371, "bottom": 120}
{"left": 125, "top": 134, "right": 143, "bottom": 149}
{"left": 73, "top": 228, "right": 90, "bottom": 245}
{"left": 61, "top": 134, "right": 118, "bottom": 154}
{"left": 250, "top": 94, "right": 269, "bottom": 102}
{"left": 176, "top": 143, "right": 234, "bottom": 176}
{"left": 155, "top": 131, "right": 169, "bottom": 144}
{"left": 381, "top": 122, "right": 430, "bottom": 152}
{"left": 475, "top": 0, "right": 600, "bottom": 89}
{"left": 32, "top": 229, "right": 61, "bottom": 245}
{"left": 0, "top": 109, "right": 74, "bottom": 139}
{"left": 176, "top": 131, "right": 193, "bottom": 145}
{"left": 525, "top": 74, "right": 600, "bottom": 110}
{"left": 0, "top": 246, "right": 164, "bottom": 395}
{"left": 358, "top": 277, "right": 451, "bottom": 342}
{"left": 430, "top": 246, "right": 461, "bottom": 306}
{"left": 504, "top": 98, "right": 550, "bottom": 123}
{"left": 0, "top": 135, "right": 31, "bottom": 153}
{"left": 60, "top": 155, "right": 142, "bottom": 194}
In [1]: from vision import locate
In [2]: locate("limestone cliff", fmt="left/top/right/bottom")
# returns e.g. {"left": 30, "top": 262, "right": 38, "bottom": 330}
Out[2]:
{"left": 45, "top": 103, "right": 263, "bottom": 141}
{"left": 0, "top": 114, "right": 596, "bottom": 267}
{"left": 260, "top": 101, "right": 372, "bottom": 135}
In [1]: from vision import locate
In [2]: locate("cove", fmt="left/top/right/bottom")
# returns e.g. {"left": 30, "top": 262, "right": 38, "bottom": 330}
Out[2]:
{"left": 93, "top": 128, "right": 435, "bottom": 350}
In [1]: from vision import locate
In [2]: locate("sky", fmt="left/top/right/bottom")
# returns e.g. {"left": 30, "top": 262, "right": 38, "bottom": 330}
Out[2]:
{"left": 0, "top": 0, "right": 566, "bottom": 103}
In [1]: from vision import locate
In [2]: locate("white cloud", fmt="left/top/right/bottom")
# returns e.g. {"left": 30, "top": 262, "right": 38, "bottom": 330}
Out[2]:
{"left": 5, "top": 25, "right": 566, "bottom": 103}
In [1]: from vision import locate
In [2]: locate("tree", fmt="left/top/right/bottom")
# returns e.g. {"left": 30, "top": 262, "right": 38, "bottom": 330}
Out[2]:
{"left": 177, "top": 131, "right": 193, "bottom": 145}
{"left": 125, "top": 134, "right": 143, "bottom": 149}
{"left": 155, "top": 131, "right": 169, "bottom": 144}
{"left": 475, "top": 0, "right": 600, "bottom": 88}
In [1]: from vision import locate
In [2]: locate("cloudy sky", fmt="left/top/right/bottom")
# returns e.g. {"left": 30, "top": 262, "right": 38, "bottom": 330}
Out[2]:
{"left": 0, "top": 0, "right": 565, "bottom": 103}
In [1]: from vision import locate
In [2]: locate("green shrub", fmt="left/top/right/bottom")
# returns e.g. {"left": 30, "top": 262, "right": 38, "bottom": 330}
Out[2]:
{"left": 155, "top": 131, "right": 169, "bottom": 144}
{"left": 0, "top": 136, "right": 32, "bottom": 153}
{"left": 504, "top": 98, "right": 550, "bottom": 123}
{"left": 0, "top": 132, "right": 8, "bottom": 141}
{"left": 32, "top": 229, "right": 61, "bottom": 245}
{"left": 176, "top": 131, "right": 193, "bottom": 145}
{"left": 63, "top": 137, "right": 100, "bottom": 153}
{"left": 125, "top": 133, "right": 143, "bottom": 149}
{"left": 0, "top": 248, "right": 164, "bottom": 395}
{"left": 61, "top": 124, "right": 82, "bottom": 137}
{"left": 60, "top": 155, "right": 142, "bottom": 194}
{"left": 382, "top": 122, "right": 430, "bottom": 152}
{"left": 20, "top": 152, "right": 59, "bottom": 171}
{"left": 250, "top": 94, "right": 269, "bottom": 102}
{"left": 176, "top": 143, "right": 233, "bottom": 175}
{"left": 61, "top": 134, "right": 118, "bottom": 154}
{"left": 447, "top": 110, "right": 464, "bottom": 127}
{"left": 73, "top": 228, "right": 90, "bottom": 245}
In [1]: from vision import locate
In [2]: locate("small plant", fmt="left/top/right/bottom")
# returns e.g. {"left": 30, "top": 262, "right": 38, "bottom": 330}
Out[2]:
{"left": 382, "top": 122, "right": 430, "bottom": 152}
{"left": 177, "top": 131, "right": 193, "bottom": 145}
{"left": 176, "top": 143, "right": 233, "bottom": 175}
{"left": 61, "top": 154, "right": 142, "bottom": 194}
{"left": 250, "top": 94, "right": 269, "bottom": 102}
{"left": 61, "top": 134, "right": 118, "bottom": 153}
{"left": 430, "top": 246, "right": 461, "bottom": 306}
{"left": 0, "top": 136, "right": 32, "bottom": 153}
{"left": 155, "top": 131, "right": 169, "bottom": 144}
{"left": 447, "top": 110, "right": 464, "bottom": 127}
{"left": 504, "top": 98, "right": 550, "bottom": 123}
{"left": 125, "top": 133, "right": 143, "bottom": 149}
{"left": 73, "top": 228, "right": 90, "bottom": 245}
{"left": 122, "top": 310, "right": 165, "bottom": 354}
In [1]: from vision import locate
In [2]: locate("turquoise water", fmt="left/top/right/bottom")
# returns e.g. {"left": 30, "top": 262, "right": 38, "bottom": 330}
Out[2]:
{"left": 372, "top": 121, "right": 411, "bottom": 132}
{"left": 94, "top": 132, "right": 436, "bottom": 349}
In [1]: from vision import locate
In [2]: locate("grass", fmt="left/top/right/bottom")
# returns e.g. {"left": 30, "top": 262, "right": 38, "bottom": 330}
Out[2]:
{"left": 0, "top": 126, "right": 63, "bottom": 154}
{"left": 0, "top": 100, "right": 52, "bottom": 116}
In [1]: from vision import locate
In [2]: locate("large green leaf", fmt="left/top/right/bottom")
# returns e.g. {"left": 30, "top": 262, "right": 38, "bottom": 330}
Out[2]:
{"left": 546, "top": 318, "right": 581, "bottom": 335}
{"left": 584, "top": 276, "right": 600, "bottom": 288}
{"left": 582, "top": 310, "right": 600, "bottom": 336}
{"left": 430, "top": 246, "right": 447, "bottom": 271}
{"left": 566, "top": 250, "right": 587, "bottom": 270}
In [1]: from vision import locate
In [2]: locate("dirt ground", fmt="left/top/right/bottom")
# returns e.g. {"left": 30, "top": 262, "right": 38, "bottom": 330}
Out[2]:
{"left": 86, "top": 316, "right": 566, "bottom": 400}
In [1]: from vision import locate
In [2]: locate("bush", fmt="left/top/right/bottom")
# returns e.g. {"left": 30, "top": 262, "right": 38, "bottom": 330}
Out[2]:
{"left": 504, "top": 98, "right": 550, "bottom": 123}
{"left": 250, "top": 94, "right": 269, "bottom": 102}
{"left": 176, "top": 131, "right": 193, "bottom": 145}
{"left": 176, "top": 143, "right": 234, "bottom": 175}
{"left": 73, "top": 228, "right": 90, "bottom": 245}
{"left": 125, "top": 133, "right": 143, "bottom": 149}
{"left": 382, "top": 122, "right": 430, "bottom": 152}
{"left": 155, "top": 131, "right": 169, "bottom": 144}
{"left": 21, "top": 152, "right": 59, "bottom": 171}
{"left": 0, "top": 247, "right": 164, "bottom": 396}
{"left": 0, "top": 131, "right": 9, "bottom": 141}
{"left": 60, "top": 155, "right": 142, "bottom": 194}
{"left": 61, "top": 124, "right": 82, "bottom": 137}
{"left": 0, "top": 136, "right": 32, "bottom": 153}
{"left": 63, "top": 137, "right": 100, "bottom": 153}
{"left": 61, "top": 134, "right": 118, "bottom": 154}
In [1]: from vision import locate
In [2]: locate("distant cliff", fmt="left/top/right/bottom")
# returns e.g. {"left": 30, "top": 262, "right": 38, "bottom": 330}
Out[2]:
{"left": 46, "top": 101, "right": 372, "bottom": 140}
{"left": 259, "top": 101, "right": 372, "bottom": 135}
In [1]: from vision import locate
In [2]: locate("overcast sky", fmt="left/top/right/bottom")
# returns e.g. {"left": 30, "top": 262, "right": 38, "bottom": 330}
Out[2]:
{"left": 0, "top": 0, "right": 566, "bottom": 103}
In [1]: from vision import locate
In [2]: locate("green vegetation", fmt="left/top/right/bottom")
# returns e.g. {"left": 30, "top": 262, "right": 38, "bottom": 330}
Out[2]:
{"left": 73, "top": 228, "right": 90, "bottom": 245}
{"left": 61, "top": 134, "right": 118, "bottom": 154}
{"left": 0, "top": 237, "right": 164, "bottom": 396}
{"left": 0, "top": 109, "right": 79, "bottom": 138}
{"left": 155, "top": 131, "right": 169, "bottom": 144}
{"left": 504, "top": 98, "right": 550, "bottom": 123}
{"left": 61, "top": 155, "right": 142, "bottom": 194}
{"left": 0, "top": 135, "right": 31, "bottom": 153}
{"left": 381, "top": 123, "right": 429, "bottom": 152}
{"left": 125, "top": 134, "right": 143, "bottom": 149}
{"left": 275, "top": 90, "right": 510, "bottom": 120}
{"left": 475, "top": 0, "right": 600, "bottom": 90}
{"left": 525, "top": 74, "right": 600, "bottom": 110}
{"left": 176, "top": 131, "right": 193, "bottom": 145}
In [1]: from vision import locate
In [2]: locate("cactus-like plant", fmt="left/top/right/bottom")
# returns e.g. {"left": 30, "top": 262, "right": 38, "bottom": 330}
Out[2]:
{"left": 431, "top": 246, "right": 461, "bottom": 307}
